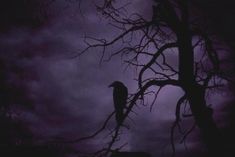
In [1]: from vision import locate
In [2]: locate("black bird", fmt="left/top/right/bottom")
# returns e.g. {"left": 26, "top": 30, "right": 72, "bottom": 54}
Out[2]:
{"left": 109, "top": 81, "right": 128, "bottom": 125}
{"left": 104, "top": 0, "right": 115, "bottom": 8}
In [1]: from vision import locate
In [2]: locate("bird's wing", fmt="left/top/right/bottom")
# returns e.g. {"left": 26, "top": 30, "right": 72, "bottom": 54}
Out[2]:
{"left": 120, "top": 86, "right": 128, "bottom": 108}
{"left": 113, "top": 86, "right": 128, "bottom": 109}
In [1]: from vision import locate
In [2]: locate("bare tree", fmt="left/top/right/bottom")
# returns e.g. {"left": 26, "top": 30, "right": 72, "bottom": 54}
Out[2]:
{"left": 60, "top": 0, "right": 232, "bottom": 157}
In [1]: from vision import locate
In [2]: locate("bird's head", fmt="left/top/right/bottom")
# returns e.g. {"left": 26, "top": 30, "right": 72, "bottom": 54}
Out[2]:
{"left": 108, "top": 81, "right": 124, "bottom": 88}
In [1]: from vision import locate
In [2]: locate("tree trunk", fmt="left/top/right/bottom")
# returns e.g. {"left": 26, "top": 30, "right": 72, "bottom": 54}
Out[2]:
{"left": 178, "top": 28, "right": 223, "bottom": 157}
{"left": 176, "top": 2, "right": 223, "bottom": 154}
{"left": 185, "top": 83, "right": 222, "bottom": 157}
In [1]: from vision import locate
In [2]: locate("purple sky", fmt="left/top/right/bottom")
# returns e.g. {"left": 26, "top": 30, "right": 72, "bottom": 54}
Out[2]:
{"left": 0, "top": 0, "right": 235, "bottom": 157}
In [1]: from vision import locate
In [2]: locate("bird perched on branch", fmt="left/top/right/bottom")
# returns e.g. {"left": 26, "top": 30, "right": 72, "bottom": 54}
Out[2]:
{"left": 109, "top": 81, "right": 128, "bottom": 125}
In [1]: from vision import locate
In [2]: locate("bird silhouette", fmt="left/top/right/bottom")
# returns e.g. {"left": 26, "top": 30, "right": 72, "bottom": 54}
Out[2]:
{"left": 104, "top": 0, "right": 115, "bottom": 8}
{"left": 109, "top": 81, "right": 128, "bottom": 125}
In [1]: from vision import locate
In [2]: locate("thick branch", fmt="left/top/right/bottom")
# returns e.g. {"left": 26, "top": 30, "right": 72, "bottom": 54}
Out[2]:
{"left": 124, "top": 79, "right": 180, "bottom": 124}
{"left": 138, "top": 42, "right": 178, "bottom": 93}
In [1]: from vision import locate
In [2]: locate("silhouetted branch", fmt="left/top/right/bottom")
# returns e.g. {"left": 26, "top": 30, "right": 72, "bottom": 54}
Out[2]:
{"left": 138, "top": 42, "right": 178, "bottom": 93}
{"left": 52, "top": 111, "right": 115, "bottom": 144}
{"left": 150, "top": 87, "right": 162, "bottom": 112}
{"left": 179, "top": 122, "right": 196, "bottom": 144}
{"left": 170, "top": 94, "right": 187, "bottom": 157}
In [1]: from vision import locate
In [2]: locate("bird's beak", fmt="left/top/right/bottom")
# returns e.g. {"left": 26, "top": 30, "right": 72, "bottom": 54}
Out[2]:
{"left": 108, "top": 83, "right": 113, "bottom": 88}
